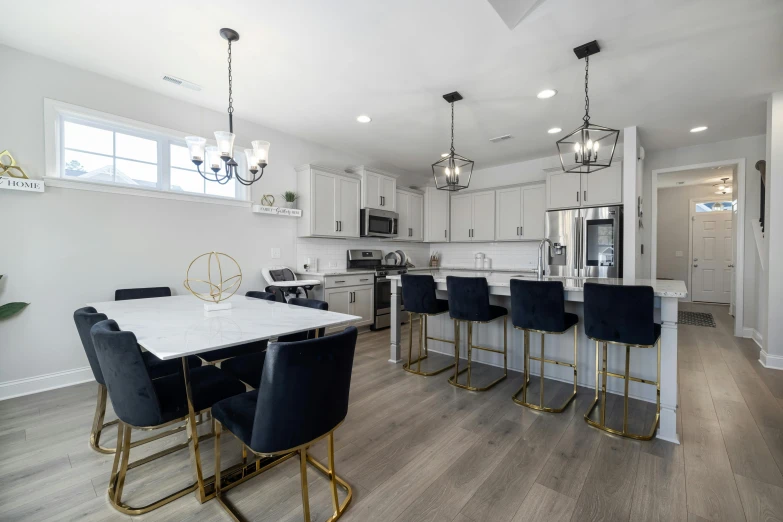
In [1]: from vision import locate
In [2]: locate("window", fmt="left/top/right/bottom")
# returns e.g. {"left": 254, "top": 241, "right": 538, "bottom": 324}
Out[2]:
{"left": 695, "top": 201, "right": 732, "bottom": 212}
{"left": 45, "top": 99, "right": 248, "bottom": 203}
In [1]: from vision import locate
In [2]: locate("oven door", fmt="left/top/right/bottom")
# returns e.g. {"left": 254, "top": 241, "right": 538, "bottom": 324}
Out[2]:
{"left": 374, "top": 276, "right": 405, "bottom": 329}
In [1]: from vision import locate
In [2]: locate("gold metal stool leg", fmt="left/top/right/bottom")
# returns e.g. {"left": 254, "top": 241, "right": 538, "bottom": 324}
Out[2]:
{"left": 449, "top": 317, "right": 507, "bottom": 392}
{"left": 512, "top": 325, "right": 578, "bottom": 413}
{"left": 403, "top": 313, "right": 458, "bottom": 377}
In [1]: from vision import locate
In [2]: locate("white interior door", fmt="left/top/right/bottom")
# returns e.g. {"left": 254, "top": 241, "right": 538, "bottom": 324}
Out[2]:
{"left": 691, "top": 209, "right": 732, "bottom": 304}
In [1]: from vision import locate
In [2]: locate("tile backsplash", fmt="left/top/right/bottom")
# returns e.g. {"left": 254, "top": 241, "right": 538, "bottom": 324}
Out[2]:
{"left": 296, "top": 238, "right": 430, "bottom": 271}
{"left": 428, "top": 241, "right": 540, "bottom": 270}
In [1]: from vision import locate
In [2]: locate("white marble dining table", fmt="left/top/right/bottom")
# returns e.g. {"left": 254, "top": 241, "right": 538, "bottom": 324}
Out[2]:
{"left": 89, "top": 294, "right": 360, "bottom": 503}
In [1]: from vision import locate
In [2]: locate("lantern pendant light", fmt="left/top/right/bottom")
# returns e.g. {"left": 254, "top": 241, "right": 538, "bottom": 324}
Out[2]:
{"left": 185, "top": 28, "right": 270, "bottom": 186}
{"left": 432, "top": 92, "right": 474, "bottom": 191}
{"left": 555, "top": 41, "right": 619, "bottom": 174}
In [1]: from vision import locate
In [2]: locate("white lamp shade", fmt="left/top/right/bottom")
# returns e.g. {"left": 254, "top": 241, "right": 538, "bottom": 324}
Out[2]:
{"left": 185, "top": 136, "right": 206, "bottom": 162}
{"left": 244, "top": 148, "right": 259, "bottom": 170}
{"left": 205, "top": 146, "right": 222, "bottom": 170}
{"left": 214, "top": 131, "right": 236, "bottom": 158}
{"left": 252, "top": 140, "right": 270, "bottom": 166}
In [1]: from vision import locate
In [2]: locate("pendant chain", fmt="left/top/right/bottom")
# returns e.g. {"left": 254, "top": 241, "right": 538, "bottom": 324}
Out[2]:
{"left": 583, "top": 55, "right": 590, "bottom": 124}
{"left": 450, "top": 102, "right": 455, "bottom": 153}
{"left": 227, "top": 40, "right": 234, "bottom": 115}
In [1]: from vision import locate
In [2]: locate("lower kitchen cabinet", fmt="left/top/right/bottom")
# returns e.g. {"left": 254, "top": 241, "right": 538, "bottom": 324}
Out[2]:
{"left": 323, "top": 284, "right": 374, "bottom": 331}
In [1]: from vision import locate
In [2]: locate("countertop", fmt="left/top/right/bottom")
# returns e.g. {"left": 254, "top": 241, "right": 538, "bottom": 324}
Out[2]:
{"left": 387, "top": 270, "right": 688, "bottom": 298}
{"left": 295, "top": 266, "right": 538, "bottom": 277}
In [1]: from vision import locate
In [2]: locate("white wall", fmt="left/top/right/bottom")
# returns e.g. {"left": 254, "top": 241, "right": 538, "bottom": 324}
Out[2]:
{"left": 0, "top": 44, "right": 419, "bottom": 396}
{"left": 656, "top": 184, "right": 725, "bottom": 297}
{"left": 642, "top": 135, "right": 766, "bottom": 333}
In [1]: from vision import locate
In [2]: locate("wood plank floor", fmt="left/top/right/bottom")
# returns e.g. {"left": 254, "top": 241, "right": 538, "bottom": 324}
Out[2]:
{"left": 1, "top": 302, "right": 782, "bottom": 521}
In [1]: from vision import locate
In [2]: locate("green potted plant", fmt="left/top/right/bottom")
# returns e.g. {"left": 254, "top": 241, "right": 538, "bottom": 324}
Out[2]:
{"left": 0, "top": 275, "right": 28, "bottom": 320}
{"left": 281, "top": 191, "right": 299, "bottom": 209}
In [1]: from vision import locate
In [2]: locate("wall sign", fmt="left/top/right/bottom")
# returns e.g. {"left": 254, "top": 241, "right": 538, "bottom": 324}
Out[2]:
{"left": 252, "top": 205, "right": 302, "bottom": 217}
{"left": 0, "top": 177, "right": 45, "bottom": 193}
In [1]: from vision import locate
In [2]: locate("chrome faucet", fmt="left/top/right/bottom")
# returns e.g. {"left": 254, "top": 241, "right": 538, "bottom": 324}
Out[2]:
{"left": 537, "top": 238, "right": 553, "bottom": 279}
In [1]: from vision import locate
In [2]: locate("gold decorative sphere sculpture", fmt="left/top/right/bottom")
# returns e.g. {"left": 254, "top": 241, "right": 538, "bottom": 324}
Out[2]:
{"left": 184, "top": 251, "right": 242, "bottom": 303}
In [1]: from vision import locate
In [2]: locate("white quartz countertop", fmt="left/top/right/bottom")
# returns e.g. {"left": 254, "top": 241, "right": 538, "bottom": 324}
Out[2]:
{"left": 296, "top": 269, "right": 376, "bottom": 276}
{"left": 388, "top": 271, "right": 688, "bottom": 298}
{"left": 296, "top": 266, "right": 537, "bottom": 277}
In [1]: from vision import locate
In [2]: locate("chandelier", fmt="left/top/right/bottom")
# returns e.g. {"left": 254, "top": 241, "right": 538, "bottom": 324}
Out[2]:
{"left": 555, "top": 41, "right": 619, "bottom": 174}
{"left": 185, "top": 28, "right": 270, "bottom": 186}
{"left": 432, "top": 92, "right": 474, "bottom": 191}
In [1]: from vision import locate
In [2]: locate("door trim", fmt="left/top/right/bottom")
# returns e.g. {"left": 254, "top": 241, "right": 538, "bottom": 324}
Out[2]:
{"left": 651, "top": 158, "right": 745, "bottom": 337}
{"left": 688, "top": 196, "right": 732, "bottom": 304}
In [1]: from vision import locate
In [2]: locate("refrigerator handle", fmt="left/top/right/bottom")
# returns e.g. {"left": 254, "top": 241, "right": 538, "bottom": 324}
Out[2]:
{"left": 573, "top": 216, "right": 579, "bottom": 269}
{"left": 580, "top": 216, "right": 585, "bottom": 270}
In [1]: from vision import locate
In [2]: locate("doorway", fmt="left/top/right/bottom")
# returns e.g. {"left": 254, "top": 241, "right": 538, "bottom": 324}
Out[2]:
{"left": 690, "top": 198, "right": 733, "bottom": 304}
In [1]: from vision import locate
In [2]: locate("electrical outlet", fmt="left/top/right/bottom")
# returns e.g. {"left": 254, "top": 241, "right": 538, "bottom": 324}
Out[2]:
{"left": 675, "top": 251, "right": 683, "bottom": 257}
{"left": 329, "top": 261, "right": 337, "bottom": 268}
{"left": 271, "top": 248, "right": 281, "bottom": 259}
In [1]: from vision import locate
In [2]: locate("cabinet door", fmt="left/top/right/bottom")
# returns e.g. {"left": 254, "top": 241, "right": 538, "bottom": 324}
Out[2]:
{"left": 495, "top": 186, "right": 523, "bottom": 241}
{"left": 471, "top": 192, "right": 496, "bottom": 241}
{"left": 409, "top": 193, "right": 423, "bottom": 241}
{"left": 381, "top": 177, "right": 396, "bottom": 210}
{"left": 364, "top": 172, "right": 381, "bottom": 209}
{"left": 521, "top": 184, "right": 546, "bottom": 239}
{"left": 581, "top": 164, "right": 622, "bottom": 206}
{"left": 350, "top": 286, "right": 374, "bottom": 326}
{"left": 450, "top": 193, "right": 473, "bottom": 242}
{"left": 312, "top": 171, "right": 337, "bottom": 236}
{"left": 396, "top": 191, "right": 410, "bottom": 240}
{"left": 547, "top": 172, "right": 582, "bottom": 209}
{"left": 338, "top": 177, "right": 361, "bottom": 237}
{"left": 425, "top": 188, "right": 449, "bottom": 242}
{"left": 324, "top": 288, "right": 351, "bottom": 316}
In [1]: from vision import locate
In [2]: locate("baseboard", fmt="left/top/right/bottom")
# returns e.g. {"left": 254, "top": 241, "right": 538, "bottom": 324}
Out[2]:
{"left": 751, "top": 329, "right": 763, "bottom": 349}
{"left": 742, "top": 327, "right": 754, "bottom": 339}
{"left": 0, "top": 367, "right": 94, "bottom": 401}
{"left": 759, "top": 350, "right": 783, "bottom": 371}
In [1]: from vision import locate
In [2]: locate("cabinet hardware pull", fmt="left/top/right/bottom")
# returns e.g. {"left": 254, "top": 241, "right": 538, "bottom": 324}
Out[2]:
{"left": 577, "top": 191, "right": 580, "bottom": 203}
{"left": 444, "top": 229, "right": 447, "bottom": 238}
{"left": 336, "top": 221, "right": 338, "bottom": 231}
{"left": 584, "top": 190, "right": 587, "bottom": 202}
{"left": 335, "top": 280, "right": 346, "bottom": 283}
{"left": 360, "top": 278, "right": 369, "bottom": 281}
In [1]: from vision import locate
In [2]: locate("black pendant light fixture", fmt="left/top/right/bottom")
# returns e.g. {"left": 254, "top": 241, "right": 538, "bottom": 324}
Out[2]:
{"left": 555, "top": 41, "right": 619, "bottom": 174}
{"left": 432, "top": 92, "right": 474, "bottom": 191}
{"left": 185, "top": 28, "right": 270, "bottom": 186}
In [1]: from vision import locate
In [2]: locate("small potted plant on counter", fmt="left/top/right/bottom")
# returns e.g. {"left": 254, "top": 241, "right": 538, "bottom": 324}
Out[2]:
{"left": 281, "top": 191, "right": 299, "bottom": 209}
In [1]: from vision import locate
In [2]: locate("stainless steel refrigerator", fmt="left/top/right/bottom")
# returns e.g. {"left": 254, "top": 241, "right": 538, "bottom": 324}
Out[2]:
{"left": 545, "top": 205, "right": 623, "bottom": 278}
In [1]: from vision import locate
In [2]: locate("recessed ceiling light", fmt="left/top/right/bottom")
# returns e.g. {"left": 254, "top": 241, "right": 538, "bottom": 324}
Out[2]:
{"left": 537, "top": 89, "right": 557, "bottom": 99}
{"left": 676, "top": 181, "right": 686, "bottom": 185}
{"left": 690, "top": 126, "right": 708, "bottom": 133}
{"left": 356, "top": 115, "right": 372, "bottom": 123}
{"left": 548, "top": 127, "right": 562, "bottom": 134}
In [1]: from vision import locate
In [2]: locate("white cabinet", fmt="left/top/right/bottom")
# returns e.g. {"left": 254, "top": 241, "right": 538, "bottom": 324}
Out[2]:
{"left": 495, "top": 184, "right": 546, "bottom": 241}
{"left": 348, "top": 165, "right": 397, "bottom": 211}
{"left": 296, "top": 165, "right": 361, "bottom": 238}
{"left": 424, "top": 187, "right": 449, "bottom": 242}
{"left": 450, "top": 190, "right": 495, "bottom": 242}
{"left": 546, "top": 163, "right": 622, "bottom": 209}
{"left": 394, "top": 189, "right": 423, "bottom": 241}
{"left": 323, "top": 279, "right": 374, "bottom": 331}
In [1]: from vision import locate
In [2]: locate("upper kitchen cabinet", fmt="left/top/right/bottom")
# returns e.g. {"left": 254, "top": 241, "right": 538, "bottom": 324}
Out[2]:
{"left": 495, "top": 183, "right": 546, "bottom": 241}
{"left": 546, "top": 163, "right": 622, "bottom": 209}
{"left": 296, "top": 164, "right": 361, "bottom": 238}
{"left": 394, "top": 188, "right": 423, "bottom": 241}
{"left": 347, "top": 165, "right": 397, "bottom": 211}
{"left": 424, "top": 187, "right": 449, "bottom": 242}
{"left": 450, "top": 190, "right": 495, "bottom": 242}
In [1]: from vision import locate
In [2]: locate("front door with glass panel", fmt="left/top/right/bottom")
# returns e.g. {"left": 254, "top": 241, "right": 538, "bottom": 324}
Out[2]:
{"left": 691, "top": 202, "right": 732, "bottom": 304}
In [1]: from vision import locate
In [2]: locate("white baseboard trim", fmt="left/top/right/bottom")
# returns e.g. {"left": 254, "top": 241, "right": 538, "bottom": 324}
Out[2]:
{"left": 751, "top": 329, "right": 764, "bottom": 349}
{"left": 759, "top": 350, "right": 783, "bottom": 371}
{"left": 742, "top": 327, "right": 754, "bottom": 339}
{"left": 0, "top": 367, "right": 95, "bottom": 401}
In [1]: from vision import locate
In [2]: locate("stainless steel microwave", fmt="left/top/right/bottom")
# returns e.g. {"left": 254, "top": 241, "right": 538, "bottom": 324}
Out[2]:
{"left": 360, "top": 208, "right": 398, "bottom": 238}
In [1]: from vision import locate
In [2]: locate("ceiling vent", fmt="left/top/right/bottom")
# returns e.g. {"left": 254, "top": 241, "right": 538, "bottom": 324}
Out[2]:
{"left": 162, "top": 75, "right": 202, "bottom": 91}
{"left": 489, "top": 134, "right": 514, "bottom": 143}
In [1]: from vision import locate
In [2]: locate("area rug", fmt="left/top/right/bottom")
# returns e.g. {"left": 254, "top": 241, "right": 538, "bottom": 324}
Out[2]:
{"left": 678, "top": 311, "right": 716, "bottom": 327}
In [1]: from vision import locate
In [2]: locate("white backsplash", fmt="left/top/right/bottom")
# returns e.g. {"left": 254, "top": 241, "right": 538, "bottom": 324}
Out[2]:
{"left": 428, "top": 241, "right": 540, "bottom": 270}
{"left": 296, "top": 237, "right": 430, "bottom": 272}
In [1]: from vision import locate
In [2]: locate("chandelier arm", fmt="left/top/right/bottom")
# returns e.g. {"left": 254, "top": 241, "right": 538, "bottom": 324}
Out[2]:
{"left": 196, "top": 163, "right": 232, "bottom": 184}
{"left": 234, "top": 167, "right": 265, "bottom": 186}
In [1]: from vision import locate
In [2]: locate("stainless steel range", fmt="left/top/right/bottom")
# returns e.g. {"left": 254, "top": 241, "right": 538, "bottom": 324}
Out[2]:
{"left": 346, "top": 249, "right": 407, "bottom": 330}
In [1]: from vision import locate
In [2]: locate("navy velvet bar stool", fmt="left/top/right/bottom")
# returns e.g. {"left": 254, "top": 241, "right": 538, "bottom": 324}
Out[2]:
{"left": 115, "top": 286, "right": 171, "bottom": 301}
{"left": 73, "top": 307, "right": 202, "bottom": 454}
{"left": 90, "top": 319, "right": 246, "bottom": 515}
{"left": 446, "top": 276, "right": 508, "bottom": 391}
{"left": 221, "top": 297, "right": 327, "bottom": 388}
{"left": 510, "top": 279, "right": 579, "bottom": 413}
{"left": 400, "top": 274, "right": 457, "bottom": 376}
{"left": 211, "top": 327, "right": 358, "bottom": 522}
{"left": 583, "top": 282, "right": 661, "bottom": 441}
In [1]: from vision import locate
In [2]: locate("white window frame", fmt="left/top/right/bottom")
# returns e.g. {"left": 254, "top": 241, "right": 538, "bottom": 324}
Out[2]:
{"left": 44, "top": 98, "right": 251, "bottom": 207}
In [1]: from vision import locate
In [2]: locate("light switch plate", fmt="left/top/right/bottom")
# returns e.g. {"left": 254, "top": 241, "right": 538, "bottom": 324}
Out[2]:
{"left": 675, "top": 251, "right": 683, "bottom": 257}
{"left": 271, "top": 248, "right": 281, "bottom": 259}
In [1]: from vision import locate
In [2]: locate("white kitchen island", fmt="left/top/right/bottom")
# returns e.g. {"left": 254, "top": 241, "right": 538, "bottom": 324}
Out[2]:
{"left": 388, "top": 271, "right": 687, "bottom": 443}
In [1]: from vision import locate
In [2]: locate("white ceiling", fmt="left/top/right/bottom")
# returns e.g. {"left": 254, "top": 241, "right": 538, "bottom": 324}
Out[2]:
{"left": 2, "top": 0, "right": 782, "bottom": 180}
{"left": 658, "top": 166, "right": 734, "bottom": 188}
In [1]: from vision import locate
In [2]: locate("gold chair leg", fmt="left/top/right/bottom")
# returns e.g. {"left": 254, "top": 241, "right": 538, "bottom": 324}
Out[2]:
{"left": 600, "top": 342, "right": 608, "bottom": 426}
{"left": 466, "top": 322, "right": 473, "bottom": 389}
{"left": 449, "top": 318, "right": 507, "bottom": 392}
{"left": 513, "top": 326, "right": 577, "bottom": 413}
{"left": 539, "top": 332, "right": 545, "bottom": 409}
{"left": 623, "top": 345, "right": 631, "bottom": 434}
{"left": 327, "top": 432, "right": 340, "bottom": 519}
{"left": 90, "top": 384, "right": 119, "bottom": 454}
{"left": 403, "top": 314, "right": 456, "bottom": 377}
{"left": 300, "top": 448, "right": 311, "bottom": 522}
